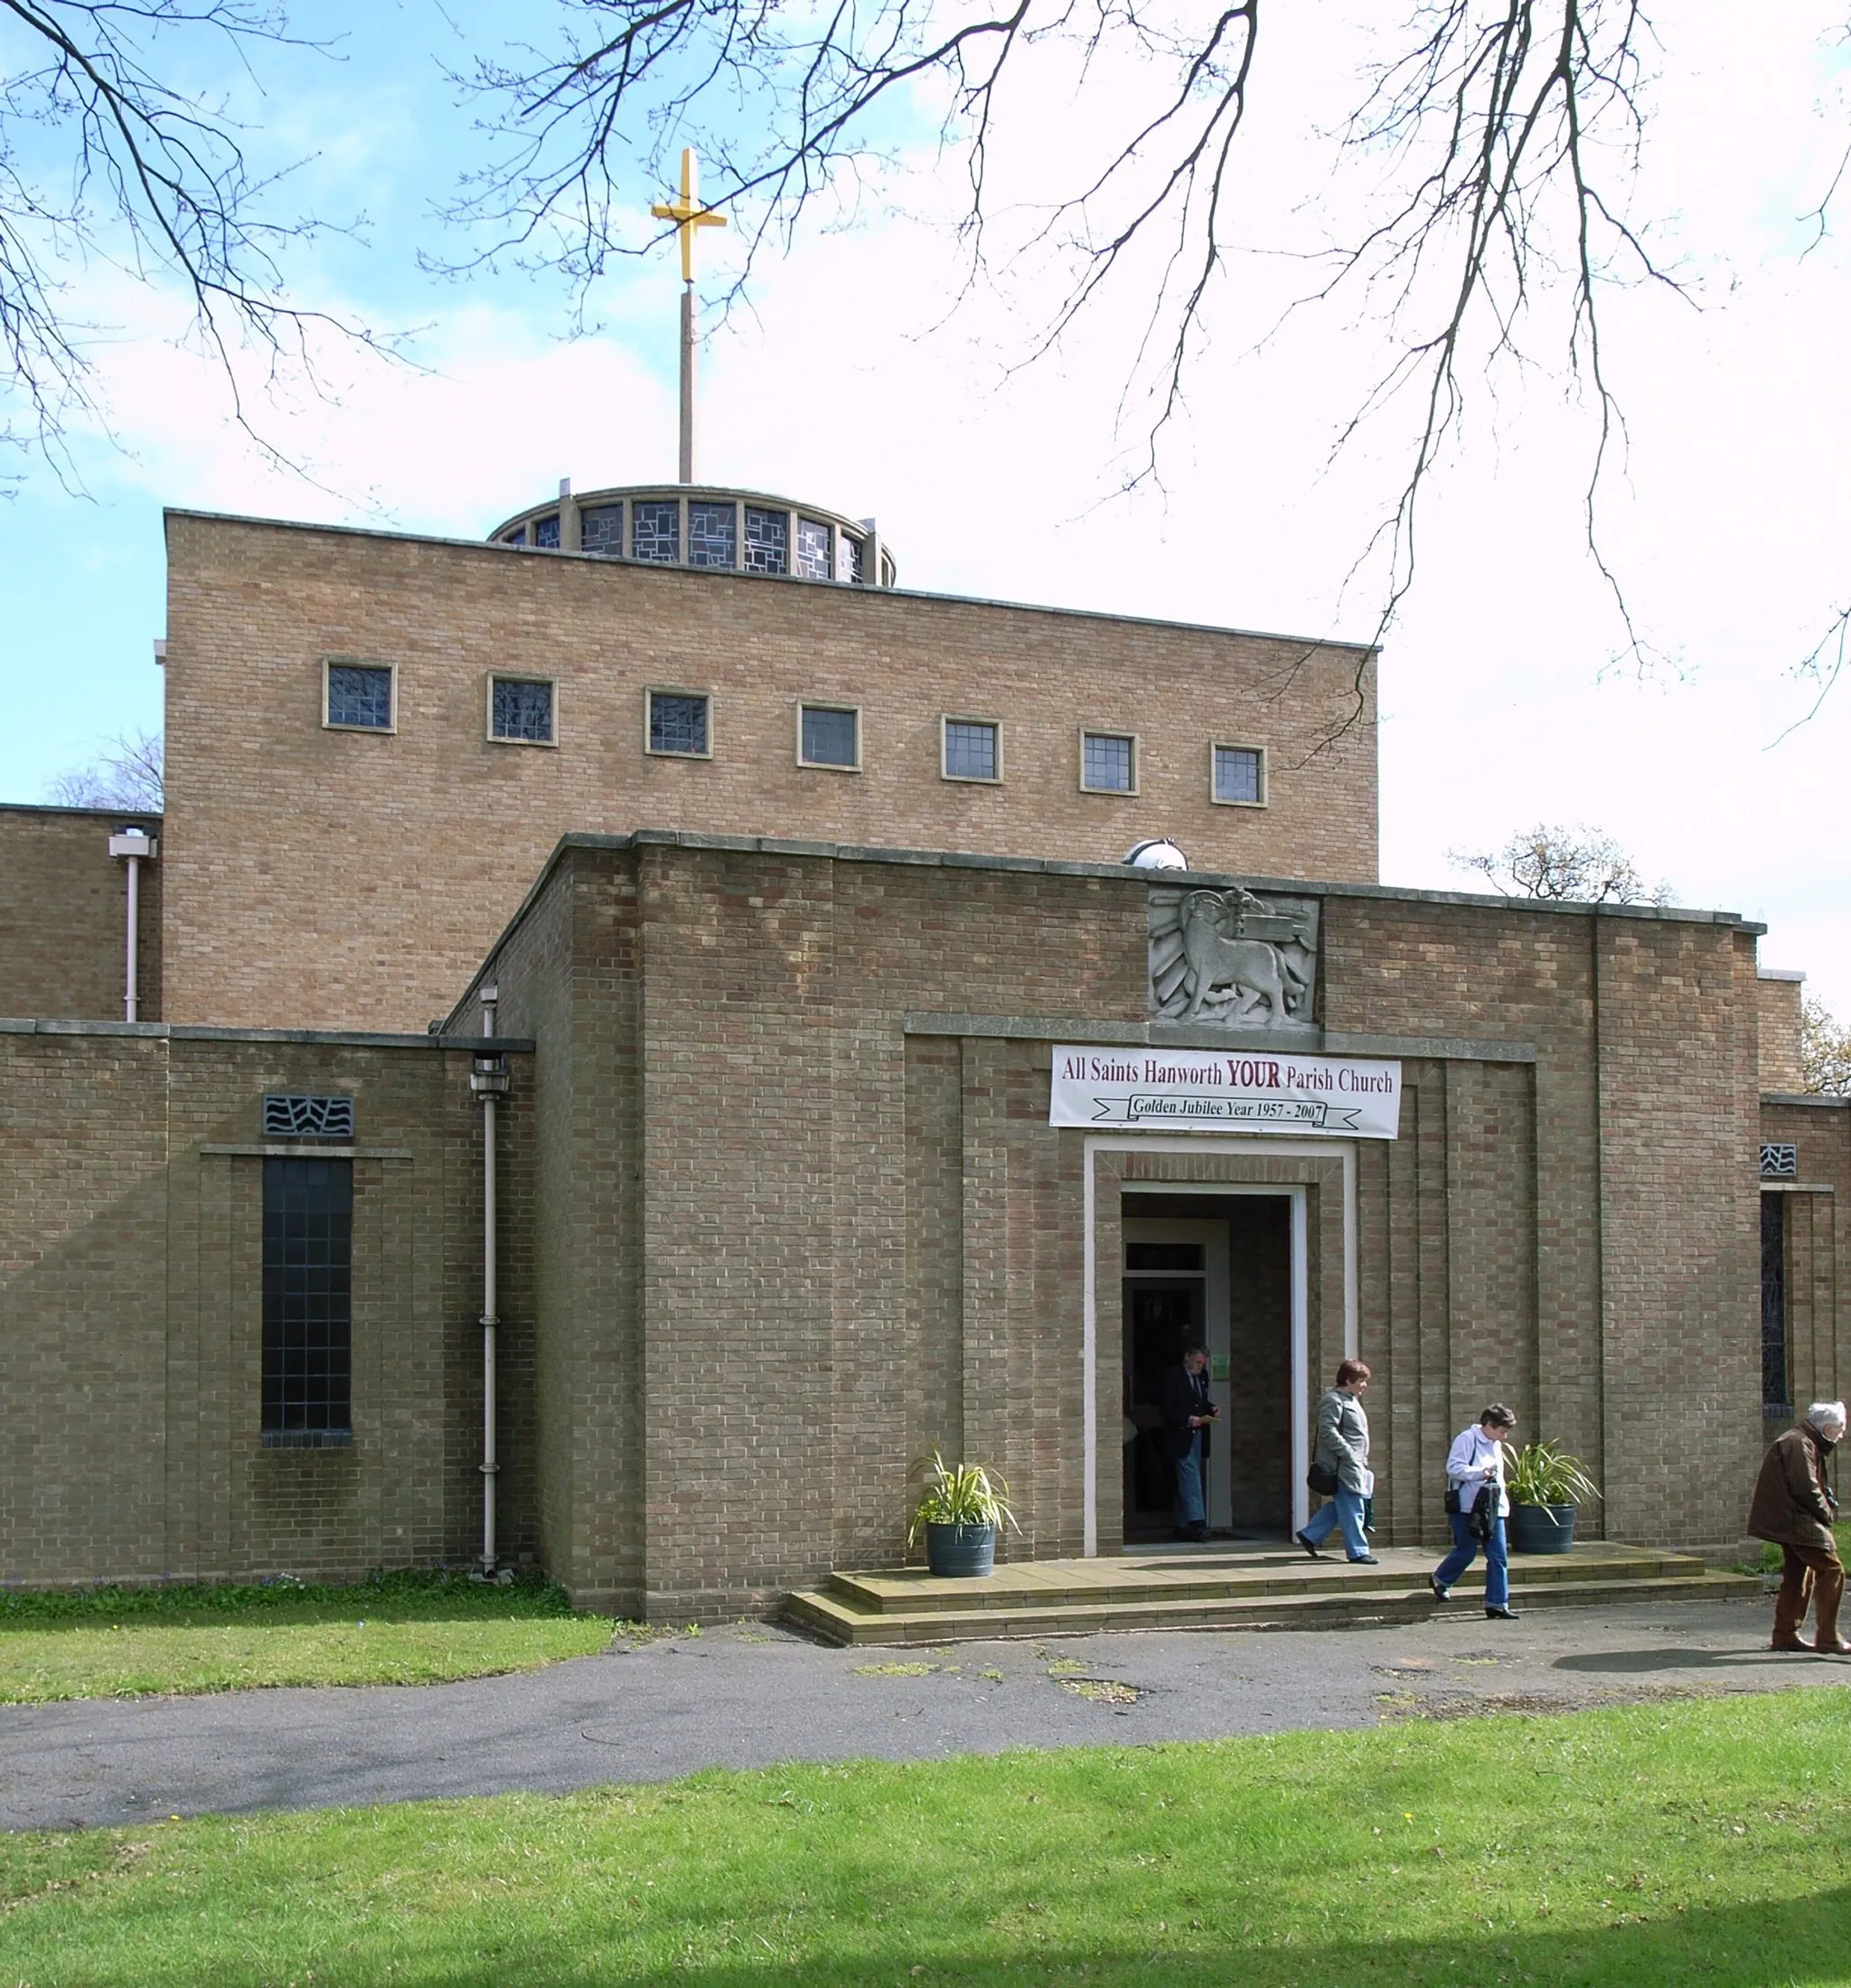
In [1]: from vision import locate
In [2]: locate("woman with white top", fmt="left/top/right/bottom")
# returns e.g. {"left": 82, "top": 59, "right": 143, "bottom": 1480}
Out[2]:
{"left": 1430, "top": 1403, "right": 1519, "bottom": 1619}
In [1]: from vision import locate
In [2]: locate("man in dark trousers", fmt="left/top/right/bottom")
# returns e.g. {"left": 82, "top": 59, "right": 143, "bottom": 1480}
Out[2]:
{"left": 1748, "top": 1399, "right": 1847, "bottom": 1654}
{"left": 1162, "top": 1343, "right": 1219, "bottom": 1541}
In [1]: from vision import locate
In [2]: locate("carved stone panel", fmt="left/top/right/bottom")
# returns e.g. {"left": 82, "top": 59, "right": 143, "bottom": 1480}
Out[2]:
{"left": 1149, "top": 884, "right": 1320, "bottom": 1032}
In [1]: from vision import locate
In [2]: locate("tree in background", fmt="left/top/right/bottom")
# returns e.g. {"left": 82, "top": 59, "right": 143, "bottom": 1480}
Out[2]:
{"left": 45, "top": 728, "right": 164, "bottom": 811}
{"left": 1449, "top": 823, "right": 1669, "bottom": 905}
{"left": 1802, "top": 998, "right": 1851, "bottom": 1097}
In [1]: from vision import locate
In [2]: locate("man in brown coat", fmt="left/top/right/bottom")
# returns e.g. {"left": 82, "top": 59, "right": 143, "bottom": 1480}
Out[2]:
{"left": 1747, "top": 1400, "right": 1847, "bottom": 1654}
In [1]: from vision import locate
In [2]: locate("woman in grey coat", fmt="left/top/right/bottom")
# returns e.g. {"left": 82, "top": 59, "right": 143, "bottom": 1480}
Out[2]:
{"left": 1296, "top": 1358, "right": 1377, "bottom": 1563}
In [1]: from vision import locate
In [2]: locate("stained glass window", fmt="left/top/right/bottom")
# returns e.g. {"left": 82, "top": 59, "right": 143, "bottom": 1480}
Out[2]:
{"left": 326, "top": 664, "right": 392, "bottom": 730}
{"left": 491, "top": 676, "right": 555, "bottom": 743}
{"left": 533, "top": 514, "right": 560, "bottom": 549}
{"left": 744, "top": 507, "right": 788, "bottom": 575}
{"left": 262, "top": 1157, "right": 352, "bottom": 1445}
{"left": 836, "top": 533, "right": 864, "bottom": 584}
{"left": 633, "top": 502, "right": 680, "bottom": 563}
{"left": 580, "top": 505, "right": 623, "bottom": 557}
{"left": 689, "top": 503, "right": 738, "bottom": 569}
{"left": 1213, "top": 745, "right": 1263, "bottom": 805}
{"left": 503, "top": 526, "right": 528, "bottom": 547}
{"left": 943, "top": 720, "right": 999, "bottom": 781}
{"left": 1082, "top": 731, "right": 1134, "bottom": 792}
{"left": 649, "top": 691, "right": 710, "bottom": 756}
{"left": 801, "top": 704, "right": 858, "bottom": 768}
{"left": 795, "top": 517, "right": 831, "bottom": 579}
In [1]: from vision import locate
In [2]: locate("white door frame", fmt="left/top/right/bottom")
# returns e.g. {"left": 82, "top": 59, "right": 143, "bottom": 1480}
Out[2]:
{"left": 1082, "top": 1135, "right": 1358, "bottom": 1556}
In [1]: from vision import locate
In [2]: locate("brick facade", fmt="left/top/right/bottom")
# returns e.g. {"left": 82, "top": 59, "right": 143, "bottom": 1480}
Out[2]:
{"left": 1, "top": 805, "right": 162, "bottom": 1022}
{"left": 5, "top": 498, "right": 1821, "bottom": 1614}
{"left": 459, "top": 835, "right": 1767, "bottom": 1616}
{"left": 160, "top": 511, "right": 1378, "bottom": 1033}
{"left": 0, "top": 1022, "right": 531, "bottom": 1587}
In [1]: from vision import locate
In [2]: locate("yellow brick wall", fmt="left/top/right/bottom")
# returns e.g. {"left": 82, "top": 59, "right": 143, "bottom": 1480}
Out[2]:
{"left": 162, "top": 512, "right": 1379, "bottom": 1031}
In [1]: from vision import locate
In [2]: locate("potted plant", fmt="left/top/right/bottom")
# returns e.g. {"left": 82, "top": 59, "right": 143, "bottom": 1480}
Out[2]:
{"left": 907, "top": 1451, "right": 1019, "bottom": 1578}
{"left": 1502, "top": 1439, "right": 1600, "bottom": 1555}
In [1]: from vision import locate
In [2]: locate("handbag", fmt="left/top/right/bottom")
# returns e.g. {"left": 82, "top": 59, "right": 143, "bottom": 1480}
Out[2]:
{"left": 1467, "top": 1484, "right": 1497, "bottom": 1544}
{"left": 1306, "top": 1458, "right": 1339, "bottom": 1496}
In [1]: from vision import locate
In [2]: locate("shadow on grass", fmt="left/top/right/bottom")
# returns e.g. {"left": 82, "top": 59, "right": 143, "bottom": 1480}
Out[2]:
{"left": 298, "top": 1885, "right": 1851, "bottom": 1988}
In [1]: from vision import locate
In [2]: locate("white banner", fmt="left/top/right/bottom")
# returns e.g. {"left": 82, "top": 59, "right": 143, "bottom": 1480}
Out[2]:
{"left": 1049, "top": 1045, "right": 1401, "bottom": 1139}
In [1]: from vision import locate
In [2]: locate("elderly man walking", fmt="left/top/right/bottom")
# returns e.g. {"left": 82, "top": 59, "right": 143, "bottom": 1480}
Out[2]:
{"left": 1748, "top": 1399, "right": 1848, "bottom": 1654}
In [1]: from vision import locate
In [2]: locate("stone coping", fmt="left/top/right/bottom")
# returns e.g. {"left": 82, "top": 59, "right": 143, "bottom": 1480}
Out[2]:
{"left": 0, "top": 800, "right": 163, "bottom": 820}
{"left": 1763, "top": 1091, "right": 1850, "bottom": 1109}
{"left": 0, "top": 1018, "right": 533, "bottom": 1052}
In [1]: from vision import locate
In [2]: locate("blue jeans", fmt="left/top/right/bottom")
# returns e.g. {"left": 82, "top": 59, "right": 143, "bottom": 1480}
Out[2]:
{"left": 1434, "top": 1510, "right": 1509, "bottom": 1606}
{"left": 1301, "top": 1485, "right": 1369, "bottom": 1559}
{"left": 1173, "top": 1432, "right": 1206, "bottom": 1527}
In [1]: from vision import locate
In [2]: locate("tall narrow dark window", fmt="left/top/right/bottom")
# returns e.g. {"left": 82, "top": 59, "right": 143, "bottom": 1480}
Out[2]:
{"left": 1762, "top": 1192, "right": 1790, "bottom": 1416}
{"left": 262, "top": 1158, "right": 353, "bottom": 1445}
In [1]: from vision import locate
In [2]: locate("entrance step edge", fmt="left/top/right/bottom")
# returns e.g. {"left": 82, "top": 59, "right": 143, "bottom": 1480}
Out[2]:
{"left": 783, "top": 1570, "right": 1757, "bottom": 1648}
{"left": 822, "top": 1548, "right": 1712, "bottom": 1616}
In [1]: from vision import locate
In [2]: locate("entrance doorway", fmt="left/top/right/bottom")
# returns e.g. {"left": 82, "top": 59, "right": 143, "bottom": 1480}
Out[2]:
{"left": 1122, "top": 1194, "right": 1293, "bottom": 1542}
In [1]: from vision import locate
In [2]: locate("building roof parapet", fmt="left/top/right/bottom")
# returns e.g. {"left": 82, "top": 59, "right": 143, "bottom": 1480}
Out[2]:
{"left": 161, "top": 507, "right": 1377, "bottom": 654}
{"left": 0, "top": 800, "right": 162, "bottom": 821}
{"left": 602, "top": 828, "right": 1768, "bottom": 928}
{"left": 445, "top": 825, "right": 1764, "bottom": 1032}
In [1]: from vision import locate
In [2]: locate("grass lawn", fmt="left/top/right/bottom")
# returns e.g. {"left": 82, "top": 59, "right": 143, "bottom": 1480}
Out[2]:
{"left": 5, "top": 1691, "right": 1851, "bottom": 1984}
{"left": 0, "top": 1570, "right": 620, "bottom": 1701}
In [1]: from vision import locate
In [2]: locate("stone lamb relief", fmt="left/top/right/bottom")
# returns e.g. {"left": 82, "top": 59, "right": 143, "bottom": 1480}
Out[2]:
{"left": 1149, "top": 884, "right": 1320, "bottom": 1032}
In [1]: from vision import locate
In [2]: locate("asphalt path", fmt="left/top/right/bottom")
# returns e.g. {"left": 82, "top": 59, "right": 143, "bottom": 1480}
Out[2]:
{"left": 4, "top": 1592, "right": 1846, "bottom": 1832}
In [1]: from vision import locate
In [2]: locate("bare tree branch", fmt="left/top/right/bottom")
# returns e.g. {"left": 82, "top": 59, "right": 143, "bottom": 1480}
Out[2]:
{"left": 1770, "top": 603, "right": 1851, "bottom": 745}
{"left": 44, "top": 724, "right": 163, "bottom": 808}
{"left": 0, "top": 0, "right": 383, "bottom": 476}
{"left": 448, "top": 2, "right": 1716, "bottom": 738}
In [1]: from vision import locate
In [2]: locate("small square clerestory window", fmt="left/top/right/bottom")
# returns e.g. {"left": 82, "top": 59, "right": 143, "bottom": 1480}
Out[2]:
{"left": 326, "top": 663, "right": 394, "bottom": 731}
{"left": 943, "top": 718, "right": 1001, "bottom": 783}
{"left": 490, "top": 676, "right": 556, "bottom": 745}
{"left": 1212, "top": 743, "right": 1265, "bottom": 806}
{"left": 800, "top": 703, "right": 860, "bottom": 769}
{"left": 1081, "top": 730, "right": 1135, "bottom": 794}
{"left": 648, "top": 689, "right": 711, "bottom": 758}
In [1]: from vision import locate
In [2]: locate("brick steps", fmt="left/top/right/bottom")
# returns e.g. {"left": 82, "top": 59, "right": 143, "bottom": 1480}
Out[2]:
{"left": 782, "top": 1546, "right": 1756, "bottom": 1647}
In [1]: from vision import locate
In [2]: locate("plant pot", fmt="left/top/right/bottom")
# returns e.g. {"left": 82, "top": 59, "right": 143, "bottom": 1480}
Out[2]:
{"left": 1508, "top": 1502, "right": 1576, "bottom": 1555}
{"left": 925, "top": 1520, "right": 997, "bottom": 1578}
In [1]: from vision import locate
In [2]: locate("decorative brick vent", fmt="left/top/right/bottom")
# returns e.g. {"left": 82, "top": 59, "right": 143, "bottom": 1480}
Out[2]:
{"left": 1760, "top": 1143, "right": 1799, "bottom": 1179}
{"left": 261, "top": 1094, "right": 355, "bottom": 1140}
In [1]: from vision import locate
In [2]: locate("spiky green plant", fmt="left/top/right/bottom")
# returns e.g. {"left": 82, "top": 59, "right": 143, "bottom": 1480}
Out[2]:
{"left": 1502, "top": 1438, "right": 1601, "bottom": 1512}
{"left": 907, "top": 1451, "right": 1020, "bottom": 1546}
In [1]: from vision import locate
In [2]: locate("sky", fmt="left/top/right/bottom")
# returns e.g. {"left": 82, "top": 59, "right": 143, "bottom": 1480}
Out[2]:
{"left": 4, "top": 1, "right": 1849, "bottom": 1011}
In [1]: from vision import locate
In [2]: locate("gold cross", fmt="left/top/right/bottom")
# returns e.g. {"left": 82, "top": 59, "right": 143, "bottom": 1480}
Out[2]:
{"left": 651, "top": 147, "right": 728, "bottom": 285}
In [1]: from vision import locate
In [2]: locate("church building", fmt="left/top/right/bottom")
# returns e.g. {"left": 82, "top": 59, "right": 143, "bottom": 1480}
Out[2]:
{"left": 5, "top": 459, "right": 1842, "bottom": 1620}
{"left": 4, "top": 161, "right": 1845, "bottom": 1617}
